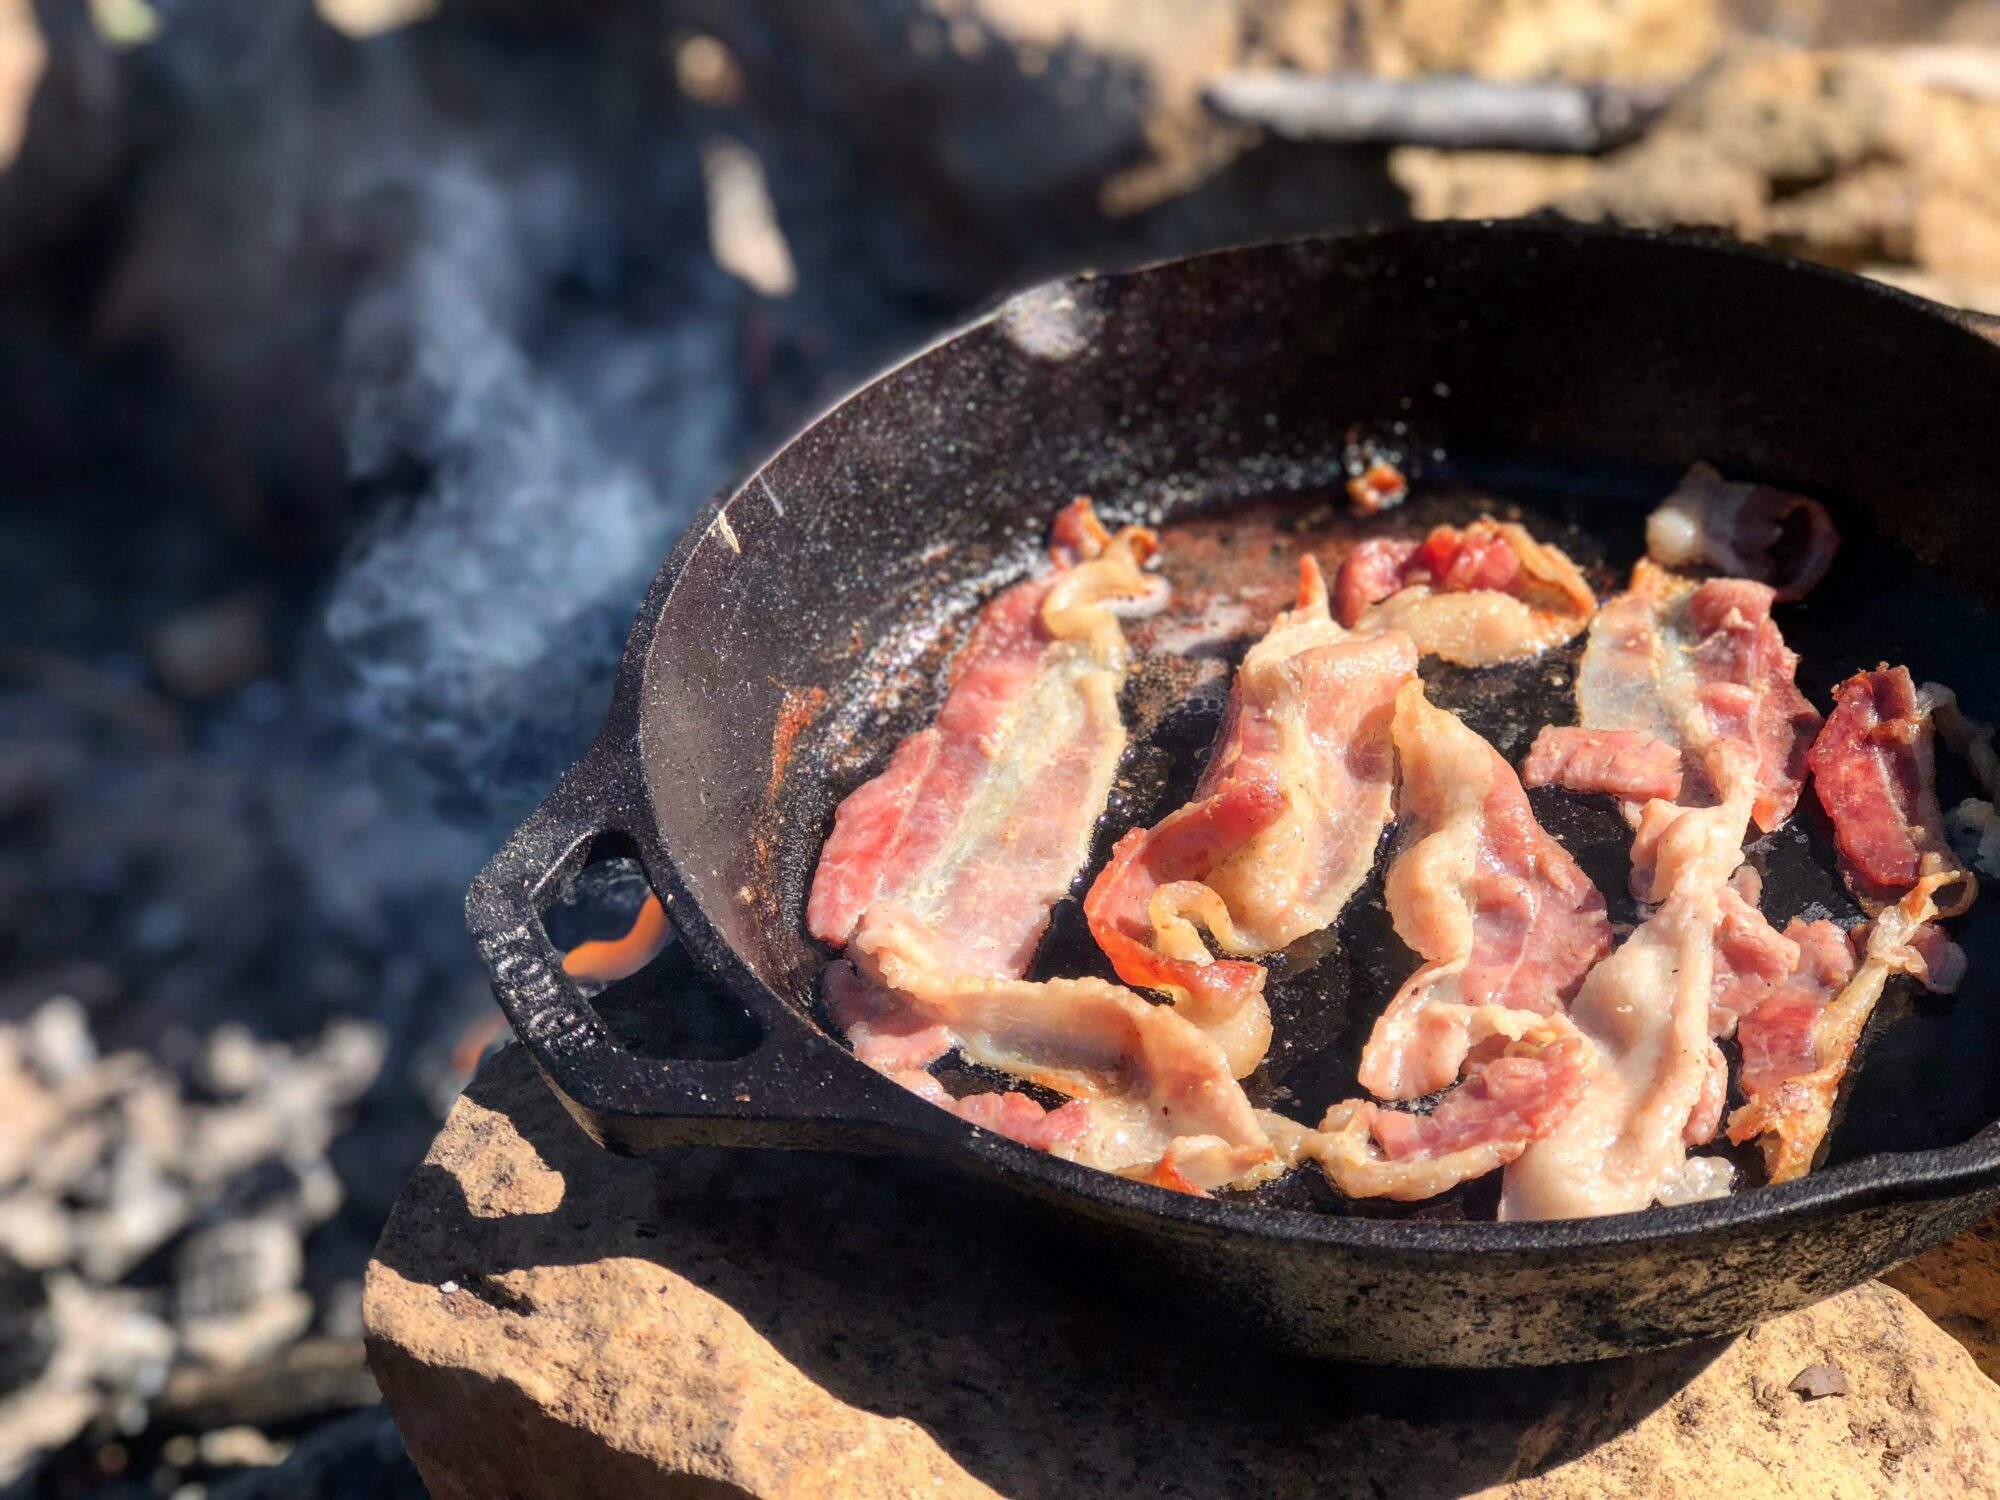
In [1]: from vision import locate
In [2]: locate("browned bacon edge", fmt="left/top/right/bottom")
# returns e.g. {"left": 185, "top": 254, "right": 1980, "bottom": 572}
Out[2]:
{"left": 1332, "top": 517, "right": 1594, "bottom": 629}
{"left": 1498, "top": 562, "right": 1816, "bottom": 1219}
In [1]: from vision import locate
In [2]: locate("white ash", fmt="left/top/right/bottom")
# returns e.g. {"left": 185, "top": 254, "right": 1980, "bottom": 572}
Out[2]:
{"left": 0, "top": 1000, "right": 384, "bottom": 1484}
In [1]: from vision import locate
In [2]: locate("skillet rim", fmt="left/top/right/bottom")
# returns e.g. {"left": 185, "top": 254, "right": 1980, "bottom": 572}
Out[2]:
{"left": 619, "top": 217, "right": 2000, "bottom": 1256}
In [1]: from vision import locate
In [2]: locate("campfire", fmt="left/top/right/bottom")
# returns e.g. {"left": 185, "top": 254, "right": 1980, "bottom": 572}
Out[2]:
{"left": 5, "top": 0, "right": 2000, "bottom": 1493}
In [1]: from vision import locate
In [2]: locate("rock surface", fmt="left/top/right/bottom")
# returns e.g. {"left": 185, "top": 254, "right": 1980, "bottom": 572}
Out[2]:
{"left": 1886, "top": 1208, "right": 2000, "bottom": 1382}
{"left": 1391, "top": 42, "right": 2000, "bottom": 309}
{"left": 367, "top": 1045, "right": 2000, "bottom": 1500}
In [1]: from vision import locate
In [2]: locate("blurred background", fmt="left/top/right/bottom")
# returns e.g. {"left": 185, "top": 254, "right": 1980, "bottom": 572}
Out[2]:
{"left": 3, "top": 0, "right": 1999, "bottom": 1494}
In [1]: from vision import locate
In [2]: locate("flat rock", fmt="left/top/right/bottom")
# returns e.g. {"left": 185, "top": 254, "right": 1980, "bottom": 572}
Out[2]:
{"left": 366, "top": 1046, "right": 2000, "bottom": 1500}
{"left": 1886, "top": 1207, "right": 2000, "bottom": 1382}
{"left": 1391, "top": 42, "right": 2000, "bottom": 309}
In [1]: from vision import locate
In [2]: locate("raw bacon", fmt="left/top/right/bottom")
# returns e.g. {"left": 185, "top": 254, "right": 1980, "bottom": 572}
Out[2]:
{"left": 809, "top": 499, "right": 1272, "bottom": 1186}
{"left": 1266, "top": 1025, "right": 1591, "bottom": 1203}
{"left": 1498, "top": 561, "right": 1820, "bottom": 1219}
{"left": 1807, "top": 667, "right": 1970, "bottom": 911}
{"left": 1357, "top": 681, "right": 1611, "bottom": 1104}
{"left": 1645, "top": 462, "right": 1840, "bottom": 601}
{"left": 1332, "top": 518, "right": 1597, "bottom": 666}
{"left": 1267, "top": 684, "right": 1608, "bottom": 1202}
{"left": 1734, "top": 919, "right": 1859, "bottom": 1097}
{"left": 829, "top": 910, "right": 1276, "bottom": 1190}
{"left": 808, "top": 498, "right": 1163, "bottom": 971}
{"left": 1726, "top": 868, "right": 1970, "bottom": 1181}
{"left": 1520, "top": 726, "right": 1684, "bottom": 805}
{"left": 1727, "top": 667, "right": 1978, "bottom": 1180}
{"left": 1570, "top": 561, "right": 1819, "bottom": 844}
{"left": 1706, "top": 876, "right": 1845, "bottom": 1044}
{"left": 1084, "top": 557, "right": 1416, "bottom": 1077}
{"left": 1498, "top": 789, "right": 1753, "bottom": 1219}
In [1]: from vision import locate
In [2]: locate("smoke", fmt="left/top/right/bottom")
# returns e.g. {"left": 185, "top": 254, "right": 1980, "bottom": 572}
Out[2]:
{"left": 322, "top": 145, "right": 743, "bottom": 819}
{"left": 3, "top": 0, "right": 1399, "bottom": 829}
{"left": 26, "top": 0, "right": 756, "bottom": 824}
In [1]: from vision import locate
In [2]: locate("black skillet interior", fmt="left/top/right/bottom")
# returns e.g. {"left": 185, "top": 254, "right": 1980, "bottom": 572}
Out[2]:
{"left": 633, "top": 221, "right": 2000, "bottom": 1221}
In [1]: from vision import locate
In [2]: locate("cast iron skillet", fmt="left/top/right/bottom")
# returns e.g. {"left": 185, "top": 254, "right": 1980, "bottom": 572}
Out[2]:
{"left": 468, "top": 221, "right": 2000, "bottom": 1367}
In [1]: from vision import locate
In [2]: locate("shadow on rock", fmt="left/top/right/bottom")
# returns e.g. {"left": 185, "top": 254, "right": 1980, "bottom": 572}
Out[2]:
{"left": 368, "top": 1040, "right": 1731, "bottom": 1500}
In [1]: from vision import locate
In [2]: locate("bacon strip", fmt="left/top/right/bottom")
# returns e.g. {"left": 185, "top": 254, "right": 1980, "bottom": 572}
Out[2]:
{"left": 1571, "top": 561, "right": 1819, "bottom": 846}
{"left": 1521, "top": 726, "right": 1683, "bottom": 805}
{"left": 1645, "top": 462, "right": 1840, "bottom": 601}
{"left": 1255, "top": 685, "right": 1610, "bottom": 1202}
{"left": 829, "top": 910, "right": 1275, "bottom": 1190}
{"left": 1264, "top": 1024, "right": 1592, "bottom": 1202}
{"left": 1083, "top": 558, "right": 1415, "bottom": 1076}
{"left": 809, "top": 499, "right": 1163, "bottom": 972}
{"left": 1357, "top": 682, "right": 1611, "bottom": 1105}
{"left": 811, "top": 500, "right": 1274, "bottom": 1184}
{"left": 1726, "top": 869, "right": 1968, "bottom": 1181}
{"left": 1499, "top": 563, "right": 1820, "bottom": 1219}
{"left": 1705, "top": 872, "right": 1845, "bottom": 1045}
{"left": 1807, "top": 667, "right": 1970, "bottom": 912}
{"left": 1734, "top": 919, "right": 1860, "bottom": 1097}
{"left": 1725, "top": 668, "right": 1979, "bottom": 1179}
{"left": 1498, "top": 790, "right": 1752, "bottom": 1218}
{"left": 1332, "top": 518, "right": 1597, "bottom": 666}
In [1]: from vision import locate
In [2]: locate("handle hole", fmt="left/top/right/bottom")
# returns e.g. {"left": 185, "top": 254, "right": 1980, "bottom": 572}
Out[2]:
{"left": 546, "top": 850, "right": 669, "bottom": 983}
{"left": 547, "top": 844, "right": 763, "bottom": 1062}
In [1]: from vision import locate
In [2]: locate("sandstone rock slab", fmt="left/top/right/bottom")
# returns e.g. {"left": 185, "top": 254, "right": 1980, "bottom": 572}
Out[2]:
{"left": 366, "top": 1046, "right": 2000, "bottom": 1500}
{"left": 1886, "top": 1206, "right": 2000, "bottom": 1382}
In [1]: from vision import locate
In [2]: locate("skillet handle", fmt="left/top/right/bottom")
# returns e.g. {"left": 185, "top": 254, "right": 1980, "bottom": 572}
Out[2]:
{"left": 466, "top": 746, "right": 926, "bottom": 1156}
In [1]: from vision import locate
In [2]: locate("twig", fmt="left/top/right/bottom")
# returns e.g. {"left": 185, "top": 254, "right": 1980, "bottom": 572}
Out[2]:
{"left": 1204, "top": 72, "right": 1674, "bottom": 155}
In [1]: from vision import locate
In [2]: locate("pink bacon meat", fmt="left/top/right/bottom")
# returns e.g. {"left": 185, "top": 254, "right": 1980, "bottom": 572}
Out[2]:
{"left": 1564, "top": 561, "right": 1819, "bottom": 854}
{"left": 809, "top": 499, "right": 1277, "bottom": 1189}
{"left": 1733, "top": 919, "right": 1860, "bottom": 1100}
{"left": 1288, "top": 681, "right": 1609, "bottom": 1201}
{"left": 1645, "top": 462, "right": 1840, "bottom": 602}
{"left": 1521, "top": 726, "right": 1684, "bottom": 805}
{"left": 1084, "top": 557, "right": 1416, "bottom": 1077}
{"left": 1360, "top": 680, "right": 1611, "bottom": 1101}
{"left": 807, "top": 498, "right": 1154, "bottom": 970}
{"left": 1501, "top": 561, "right": 1822, "bottom": 1219}
{"left": 1332, "top": 517, "right": 1597, "bottom": 666}
{"left": 1808, "top": 666, "right": 1966, "bottom": 909}
{"left": 1726, "top": 666, "right": 1977, "bottom": 1181}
